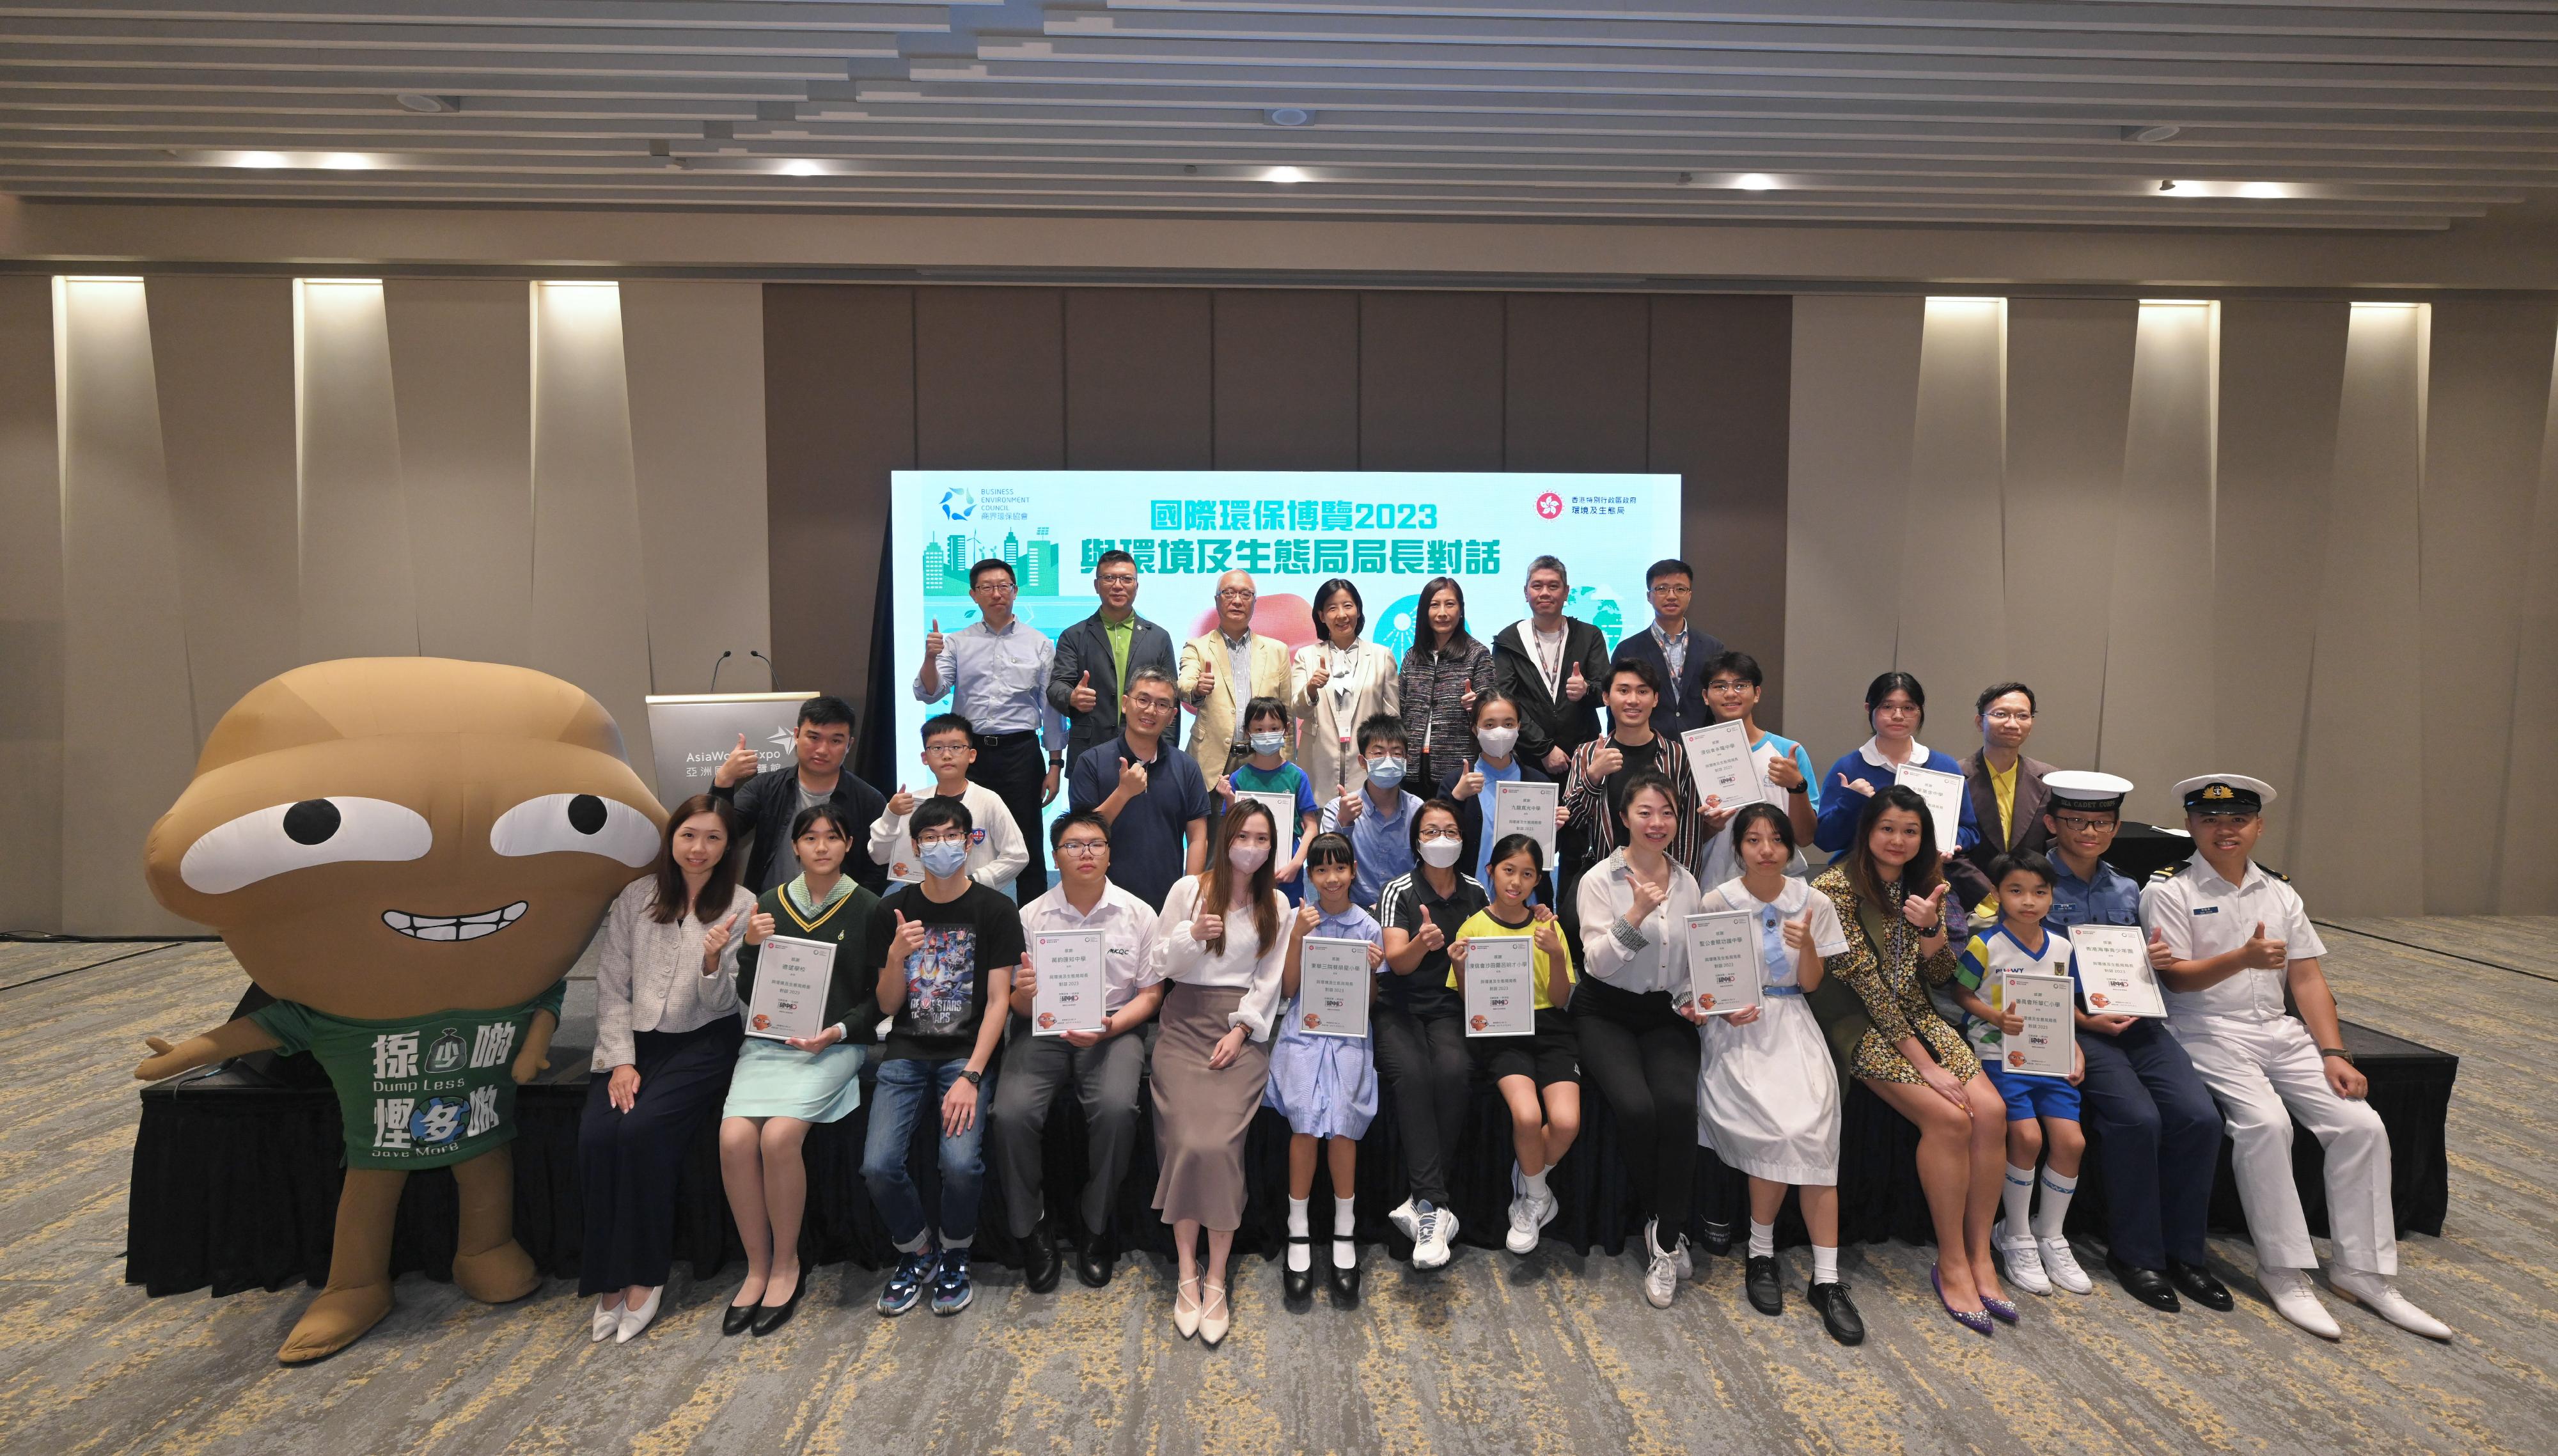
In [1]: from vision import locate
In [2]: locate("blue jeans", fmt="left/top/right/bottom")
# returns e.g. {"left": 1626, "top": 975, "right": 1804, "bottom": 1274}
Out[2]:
{"left": 861, "top": 1056, "right": 987, "bottom": 1248}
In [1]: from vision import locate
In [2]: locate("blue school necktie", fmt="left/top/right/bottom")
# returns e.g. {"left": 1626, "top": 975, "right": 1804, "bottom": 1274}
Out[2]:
{"left": 1758, "top": 904, "right": 1803, "bottom": 997}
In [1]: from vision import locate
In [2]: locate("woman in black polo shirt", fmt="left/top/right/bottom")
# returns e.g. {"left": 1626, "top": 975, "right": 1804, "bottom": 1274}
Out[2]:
{"left": 1373, "top": 798, "right": 1484, "bottom": 1272}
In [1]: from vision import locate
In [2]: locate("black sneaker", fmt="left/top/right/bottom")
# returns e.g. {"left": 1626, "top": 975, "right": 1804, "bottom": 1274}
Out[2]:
{"left": 878, "top": 1248, "right": 936, "bottom": 1316}
{"left": 1809, "top": 1281, "right": 1865, "bottom": 1346}
{"left": 1745, "top": 1255, "right": 1784, "bottom": 1315}
{"left": 930, "top": 1247, "right": 975, "bottom": 1315}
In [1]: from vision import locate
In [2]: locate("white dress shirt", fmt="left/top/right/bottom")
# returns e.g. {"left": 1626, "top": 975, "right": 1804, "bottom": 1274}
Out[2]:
{"left": 2140, "top": 852, "right": 2327, "bottom": 1024}
{"left": 1152, "top": 873, "right": 1290, "bottom": 1040}
{"left": 918, "top": 617, "right": 1065, "bottom": 749}
{"left": 1020, "top": 878, "right": 1163, "bottom": 1015}
{"left": 1576, "top": 849, "right": 1704, "bottom": 997}
{"left": 592, "top": 875, "right": 753, "bottom": 1070}
{"left": 868, "top": 781, "right": 1029, "bottom": 892}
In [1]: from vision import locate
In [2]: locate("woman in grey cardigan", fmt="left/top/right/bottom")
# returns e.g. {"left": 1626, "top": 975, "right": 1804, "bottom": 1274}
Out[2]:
{"left": 1399, "top": 575, "right": 1495, "bottom": 796}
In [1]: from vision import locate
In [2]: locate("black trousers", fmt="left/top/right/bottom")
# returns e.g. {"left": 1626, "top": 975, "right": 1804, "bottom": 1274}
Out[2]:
{"left": 975, "top": 731, "right": 1051, "bottom": 905}
{"left": 1573, "top": 977, "right": 1701, "bottom": 1237}
{"left": 2078, "top": 1017, "right": 2221, "bottom": 1269}
{"left": 1374, "top": 1006, "right": 1470, "bottom": 1208}
{"left": 576, "top": 1014, "right": 742, "bottom": 1294}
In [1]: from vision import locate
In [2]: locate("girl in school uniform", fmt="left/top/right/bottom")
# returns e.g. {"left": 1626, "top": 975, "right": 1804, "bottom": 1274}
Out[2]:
{"left": 1151, "top": 798, "right": 1291, "bottom": 1348}
{"left": 1694, "top": 804, "right": 1864, "bottom": 1345}
{"left": 1264, "top": 831, "right": 1383, "bottom": 1308}
{"left": 1440, "top": 690, "right": 1567, "bottom": 902}
{"left": 715, "top": 804, "right": 884, "bottom": 1339}
{"left": 1448, "top": 833, "right": 1580, "bottom": 1259}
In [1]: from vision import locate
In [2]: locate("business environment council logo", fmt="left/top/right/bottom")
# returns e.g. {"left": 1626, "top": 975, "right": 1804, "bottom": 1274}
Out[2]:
{"left": 939, "top": 486, "right": 977, "bottom": 522}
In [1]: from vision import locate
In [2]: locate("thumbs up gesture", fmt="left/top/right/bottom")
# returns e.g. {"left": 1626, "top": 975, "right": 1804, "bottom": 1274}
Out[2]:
{"left": 1116, "top": 754, "right": 1150, "bottom": 799}
{"left": 1461, "top": 676, "right": 1479, "bottom": 710}
{"left": 1781, "top": 907, "right": 1816, "bottom": 955}
{"left": 1193, "top": 654, "right": 1217, "bottom": 701}
{"left": 888, "top": 783, "right": 917, "bottom": 816}
{"left": 925, "top": 617, "right": 946, "bottom": 660}
{"left": 2240, "top": 920, "right": 2289, "bottom": 969}
{"left": 714, "top": 732, "right": 760, "bottom": 788}
{"left": 888, "top": 909, "right": 927, "bottom": 962}
{"left": 745, "top": 907, "right": 777, "bottom": 946}
{"left": 702, "top": 906, "right": 747, "bottom": 969}
{"left": 2145, "top": 925, "right": 2176, "bottom": 971}
{"left": 1564, "top": 661, "right": 1589, "bottom": 702}
{"left": 1903, "top": 882, "right": 1950, "bottom": 932}
{"left": 1306, "top": 655, "right": 1331, "bottom": 691}
{"left": 1069, "top": 669, "right": 1099, "bottom": 713}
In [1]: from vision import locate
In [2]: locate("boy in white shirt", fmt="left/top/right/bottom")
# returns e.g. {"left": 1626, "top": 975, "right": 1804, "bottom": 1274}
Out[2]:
{"left": 871, "top": 713, "right": 1030, "bottom": 895}
{"left": 2140, "top": 774, "right": 2448, "bottom": 1342}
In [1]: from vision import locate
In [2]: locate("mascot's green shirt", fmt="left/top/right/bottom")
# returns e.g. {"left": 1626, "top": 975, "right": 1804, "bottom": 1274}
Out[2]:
{"left": 250, "top": 980, "right": 567, "bottom": 1170}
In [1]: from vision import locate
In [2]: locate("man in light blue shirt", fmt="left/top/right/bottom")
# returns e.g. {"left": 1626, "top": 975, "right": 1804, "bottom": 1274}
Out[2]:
{"left": 917, "top": 558, "right": 1067, "bottom": 905}
{"left": 1319, "top": 714, "right": 1422, "bottom": 909}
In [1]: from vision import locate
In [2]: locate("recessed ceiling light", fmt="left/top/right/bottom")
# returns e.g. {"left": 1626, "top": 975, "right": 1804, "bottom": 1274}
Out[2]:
{"left": 1734, "top": 173, "right": 1777, "bottom": 191}
{"left": 1264, "top": 107, "right": 1313, "bottom": 127}
{"left": 779, "top": 159, "right": 826, "bottom": 176}
{"left": 315, "top": 152, "right": 376, "bottom": 170}
{"left": 2238, "top": 181, "right": 2289, "bottom": 199}
{"left": 2121, "top": 123, "right": 2181, "bottom": 143}
{"left": 231, "top": 150, "right": 289, "bottom": 168}
{"left": 396, "top": 93, "right": 459, "bottom": 114}
{"left": 1264, "top": 166, "right": 1308, "bottom": 184}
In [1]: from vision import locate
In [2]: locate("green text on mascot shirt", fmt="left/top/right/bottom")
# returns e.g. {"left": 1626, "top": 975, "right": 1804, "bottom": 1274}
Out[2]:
{"left": 249, "top": 981, "right": 567, "bottom": 1170}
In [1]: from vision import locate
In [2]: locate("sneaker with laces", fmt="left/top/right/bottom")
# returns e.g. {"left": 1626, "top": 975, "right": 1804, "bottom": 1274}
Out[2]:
{"left": 1413, "top": 1202, "right": 1457, "bottom": 1270}
{"left": 2330, "top": 1267, "right": 2451, "bottom": 1341}
{"left": 2037, "top": 1235, "right": 2092, "bottom": 1294}
{"left": 1645, "top": 1217, "right": 1693, "bottom": 1281}
{"left": 1387, "top": 1197, "right": 1421, "bottom": 1247}
{"left": 1995, "top": 1221, "right": 2051, "bottom": 1295}
{"left": 879, "top": 1248, "right": 937, "bottom": 1316}
{"left": 2261, "top": 1264, "right": 2341, "bottom": 1339}
{"left": 929, "top": 1248, "right": 974, "bottom": 1315}
{"left": 1504, "top": 1196, "right": 1544, "bottom": 1255}
{"left": 1641, "top": 1226, "right": 1680, "bottom": 1308}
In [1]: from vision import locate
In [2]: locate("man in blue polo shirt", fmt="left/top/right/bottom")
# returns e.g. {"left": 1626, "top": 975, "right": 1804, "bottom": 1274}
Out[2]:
{"left": 2039, "top": 770, "right": 2230, "bottom": 1316}
{"left": 1318, "top": 713, "right": 1423, "bottom": 910}
{"left": 1069, "top": 666, "right": 1208, "bottom": 908}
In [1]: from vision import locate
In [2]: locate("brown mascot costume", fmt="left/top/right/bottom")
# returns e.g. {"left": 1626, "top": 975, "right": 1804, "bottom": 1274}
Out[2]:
{"left": 136, "top": 658, "right": 666, "bottom": 1365}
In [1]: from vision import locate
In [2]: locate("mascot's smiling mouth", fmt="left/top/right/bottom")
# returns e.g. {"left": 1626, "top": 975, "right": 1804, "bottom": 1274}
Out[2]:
{"left": 381, "top": 902, "right": 529, "bottom": 942}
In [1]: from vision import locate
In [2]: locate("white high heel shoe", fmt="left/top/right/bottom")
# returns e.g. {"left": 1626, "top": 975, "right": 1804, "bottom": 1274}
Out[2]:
{"left": 1199, "top": 1283, "right": 1231, "bottom": 1347}
{"left": 1173, "top": 1276, "right": 1202, "bottom": 1340}
{"left": 592, "top": 1296, "right": 621, "bottom": 1343}
{"left": 615, "top": 1286, "right": 663, "bottom": 1345}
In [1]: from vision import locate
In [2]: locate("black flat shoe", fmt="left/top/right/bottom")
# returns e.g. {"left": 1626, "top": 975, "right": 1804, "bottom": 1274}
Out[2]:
{"left": 1745, "top": 1255, "right": 1784, "bottom": 1316}
{"left": 1808, "top": 1281, "right": 1865, "bottom": 1345}
{"left": 2107, "top": 1253, "right": 2182, "bottom": 1313}
{"left": 1023, "top": 1218, "right": 1062, "bottom": 1295}
{"left": 721, "top": 1300, "right": 758, "bottom": 1336}
{"left": 1327, "top": 1251, "right": 1362, "bottom": 1309}
{"left": 1282, "top": 1235, "right": 1317, "bottom": 1306}
{"left": 1697, "top": 1221, "right": 1734, "bottom": 1258}
{"left": 2166, "top": 1258, "right": 2234, "bottom": 1311}
{"left": 1076, "top": 1231, "right": 1117, "bottom": 1289}
{"left": 749, "top": 1275, "right": 804, "bottom": 1337}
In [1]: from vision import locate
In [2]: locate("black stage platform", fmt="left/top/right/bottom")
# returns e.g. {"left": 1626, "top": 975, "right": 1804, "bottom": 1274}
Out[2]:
{"left": 127, "top": 1019, "right": 2452, "bottom": 1298}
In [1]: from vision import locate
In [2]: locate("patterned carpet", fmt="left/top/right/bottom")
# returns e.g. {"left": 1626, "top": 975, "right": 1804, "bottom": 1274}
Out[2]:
{"left": 1, "top": 918, "right": 2552, "bottom": 1455}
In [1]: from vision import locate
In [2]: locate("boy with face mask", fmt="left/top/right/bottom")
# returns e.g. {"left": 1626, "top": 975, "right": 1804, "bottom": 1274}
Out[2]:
{"left": 1222, "top": 696, "right": 1321, "bottom": 905}
{"left": 1319, "top": 713, "right": 1424, "bottom": 911}
{"left": 868, "top": 713, "right": 1029, "bottom": 895}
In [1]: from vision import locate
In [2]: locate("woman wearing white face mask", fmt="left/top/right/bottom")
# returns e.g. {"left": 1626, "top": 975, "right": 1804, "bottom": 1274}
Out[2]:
{"left": 1440, "top": 691, "right": 1569, "bottom": 900}
{"left": 1149, "top": 799, "right": 1290, "bottom": 1347}
{"left": 1291, "top": 577, "right": 1401, "bottom": 796}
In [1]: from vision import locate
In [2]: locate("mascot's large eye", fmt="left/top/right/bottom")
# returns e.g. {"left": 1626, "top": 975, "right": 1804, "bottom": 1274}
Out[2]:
{"left": 489, "top": 794, "right": 657, "bottom": 867}
{"left": 178, "top": 797, "right": 433, "bottom": 894}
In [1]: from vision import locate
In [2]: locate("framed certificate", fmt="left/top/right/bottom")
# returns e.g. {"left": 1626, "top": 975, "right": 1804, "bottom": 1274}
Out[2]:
{"left": 2000, "top": 971, "right": 2076, "bottom": 1078}
{"left": 1683, "top": 909, "right": 1761, "bottom": 1015}
{"left": 1897, "top": 763, "right": 1966, "bottom": 856}
{"left": 1491, "top": 778, "right": 1558, "bottom": 870}
{"left": 1462, "top": 934, "right": 1538, "bottom": 1037}
{"left": 746, "top": 935, "right": 834, "bottom": 1042}
{"left": 1030, "top": 927, "right": 1108, "bottom": 1036}
{"left": 2071, "top": 925, "right": 2166, "bottom": 1017}
{"left": 1681, "top": 720, "right": 1768, "bottom": 813}
{"left": 1239, "top": 790, "right": 1299, "bottom": 868}
{"left": 1298, "top": 935, "right": 1372, "bottom": 1040}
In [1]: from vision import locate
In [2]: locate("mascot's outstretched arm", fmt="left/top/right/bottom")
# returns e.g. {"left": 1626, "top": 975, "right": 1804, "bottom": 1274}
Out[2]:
{"left": 136, "top": 1018, "right": 281, "bottom": 1082}
{"left": 512, "top": 1009, "right": 558, "bottom": 1084}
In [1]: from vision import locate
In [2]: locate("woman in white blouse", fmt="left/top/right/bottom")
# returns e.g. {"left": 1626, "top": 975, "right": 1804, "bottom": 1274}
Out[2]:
{"left": 1573, "top": 769, "right": 1713, "bottom": 1308}
{"left": 1149, "top": 799, "right": 1289, "bottom": 1348}
{"left": 1290, "top": 578, "right": 1401, "bottom": 796}
{"left": 579, "top": 794, "right": 757, "bottom": 1345}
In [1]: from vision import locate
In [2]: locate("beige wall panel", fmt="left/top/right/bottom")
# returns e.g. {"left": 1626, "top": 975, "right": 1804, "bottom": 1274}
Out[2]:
{"left": 620, "top": 281, "right": 771, "bottom": 697}
{"left": 2419, "top": 298, "right": 2558, "bottom": 912}
{"left": 0, "top": 276, "right": 63, "bottom": 931}
{"left": 295, "top": 280, "right": 420, "bottom": 661}
{"left": 2001, "top": 299, "right": 2137, "bottom": 773}
{"left": 2293, "top": 305, "right": 2429, "bottom": 914}
{"left": 2498, "top": 354, "right": 2558, "bottom": 914}
{"left": 384, "top": 279, "right": 533, "bottom": 667}
{"left": 2212, "top": 302, "right": 2350, "bottom": 872}
{"left": 1785, "top": 295, "right": 1925, "bottom": 763}
{"left": 2098, "top": 302, "right": 2218, "bottom": 828}
{"left": 528, "top": 282, "right": 659, "bottom": 792}
{"left": 54, "top": 278, "right": 196, "bottom": 935}
{"left": 1897, "top": 298, "right": 2008, "bottom": 728}
{"left": 147, "top": 276, "right": 298, "bottom": 742}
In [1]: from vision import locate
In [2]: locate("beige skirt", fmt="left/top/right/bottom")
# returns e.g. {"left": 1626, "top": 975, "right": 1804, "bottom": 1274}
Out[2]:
{"left": 1150, "top": 981, "right": 1273, "bottom": 1231}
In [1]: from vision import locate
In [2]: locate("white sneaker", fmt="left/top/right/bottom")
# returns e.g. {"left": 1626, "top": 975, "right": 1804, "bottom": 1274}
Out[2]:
{"left": 1505, "top": 1192, "right": 1557, "bottom": 1255}
{"left": 2262, "top": 1265, "right": 2342, "bottom": 1340}
{"left": 615, "top": 1285, "right": 662, "bottom": 1344}
{"left": 1995, "top": 1223, "right": 2051, "bottom": 1295}
{"left": 2037, "top": 1235, "right": 2092, "bottom": 1294}
{"left": 1413, "top": 1202, "right": 1456, "bottom": 1271}
{"left": 1645, "top": 1218, "right": 1693, "bottom": 1281}
{"left": 1388, "top": 1197, "right": 1421, "bottom": 1246}
{"left": 2330, "top": 1267, "right": 2451, "bottom": 1341}
{"left": 1641, "top": 1226, "right": 1680, "bottom": 1308}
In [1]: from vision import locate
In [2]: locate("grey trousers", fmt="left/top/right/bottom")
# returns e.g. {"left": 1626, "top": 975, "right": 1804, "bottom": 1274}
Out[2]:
{"left": 987, "top": 1018, "right": 1155, "bottom": 1239}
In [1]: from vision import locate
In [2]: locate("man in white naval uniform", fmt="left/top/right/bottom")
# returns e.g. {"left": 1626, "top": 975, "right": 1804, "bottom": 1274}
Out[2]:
{"left": 2138, "top": 774, "right": 2449, "bottom": 1342}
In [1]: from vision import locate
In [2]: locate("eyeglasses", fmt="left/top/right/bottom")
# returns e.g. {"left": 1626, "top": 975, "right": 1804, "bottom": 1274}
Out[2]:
{"left": 1216, "top": 588, "right": 1255, "bottom": 602}
{"left": 1983, "top": 709, "right": 2036, "bottom": 723}
{"left": 1127, "top": 694, "right": 1175, "bottom": 714}
{"left": 1097, "top": 572, "right": 1136, "bottom": 586}
{"left": 1056, "top": 839, "right": 1108, "bottom": 857}
{"left": 2050, "top": 815, "right": 2118, "bottom": 833}
{"left": 925, "top": 743, "right": 971, "bottom": 757}
{"left": 1706, "top": 679, "right": 1754, "bottom": 694}
{"left": 1417, "top": 831, "right": 1462, "bottom": 843}
{"left": 916, "top": 834, "right": 967, "bottom": 849}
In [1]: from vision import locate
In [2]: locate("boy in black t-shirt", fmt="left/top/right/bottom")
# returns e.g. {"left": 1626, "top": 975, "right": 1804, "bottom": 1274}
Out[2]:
{"left": 863, "top": 797, "right": 1022, "bottom": 1317}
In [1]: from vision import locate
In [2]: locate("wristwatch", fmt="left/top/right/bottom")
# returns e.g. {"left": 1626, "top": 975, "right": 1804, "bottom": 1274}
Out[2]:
{"left": 957, "top": 1067, "right": 985, "bottom": 1086}
{"left": 2318, "top": 1047, "right": 2356, "bottom": 1063}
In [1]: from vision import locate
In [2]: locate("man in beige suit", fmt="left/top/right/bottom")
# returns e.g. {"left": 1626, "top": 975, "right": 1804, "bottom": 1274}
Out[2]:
{"left": 1177, "top": 570, "right": 1294, "bottom": 785}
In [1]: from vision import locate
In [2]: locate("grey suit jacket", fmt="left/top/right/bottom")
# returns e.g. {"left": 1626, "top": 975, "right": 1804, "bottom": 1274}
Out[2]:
{"left": 1046, "top": 611, "right": 1177, "bottom": 767}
